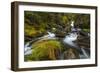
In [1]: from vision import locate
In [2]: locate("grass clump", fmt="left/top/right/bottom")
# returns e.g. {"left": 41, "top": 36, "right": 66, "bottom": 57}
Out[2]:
{"left": 25, "top": 40, "right": 65, "bottom": 61}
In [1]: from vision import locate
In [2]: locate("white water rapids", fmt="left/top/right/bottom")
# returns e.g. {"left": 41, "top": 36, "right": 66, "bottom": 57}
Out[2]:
{"left": 24, "top": 32, "right": 89, "bottom": 59}
{"left": 24, "top": 21, "right": 89, "bottom": 59}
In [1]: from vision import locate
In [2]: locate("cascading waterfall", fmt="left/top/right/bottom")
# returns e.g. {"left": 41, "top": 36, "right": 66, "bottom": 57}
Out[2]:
{"left": 63, "top": 21, "right": 78, "bottom": 48}
{"left": 63, "top": 33, "right": 78, "bottom": 47}
{"left": 24, "top": 21, "right": 90, "bottom": 59}
{"left": 63, "top": 21, "right": 89, "bottom": 59}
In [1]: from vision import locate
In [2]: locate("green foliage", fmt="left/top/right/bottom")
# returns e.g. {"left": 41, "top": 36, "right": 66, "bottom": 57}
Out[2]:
{"left": 25, "top": 40, "right": 65, "bottom": 61}
{"left": 24, "top": 11, "right": 90, "bottom": 61}
{"left": 24, "top": 11, "right": 90, "bottom": 38}
{"left": 82, "top": 29, "right": 90, "bottom": 32}
{"left": 24, "top": 23, "right": 46, "bottom": 38}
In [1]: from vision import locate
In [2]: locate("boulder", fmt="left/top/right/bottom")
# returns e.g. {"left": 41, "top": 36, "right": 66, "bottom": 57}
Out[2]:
{"left": 63, "top": 48, "right": 80, "bottom": 59}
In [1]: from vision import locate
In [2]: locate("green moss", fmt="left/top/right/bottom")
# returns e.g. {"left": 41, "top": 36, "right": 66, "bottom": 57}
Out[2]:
{"left": 83, "top": 29, "right": 90, "bottom": 32}
{"left": 24, "top": 23, "right": 46, "bottom": 37}
{"left": 25, "top": 24, "right": 37, "bottom": 36}
{"left": 25, "top": 40, "right": 65, "bottom": 61}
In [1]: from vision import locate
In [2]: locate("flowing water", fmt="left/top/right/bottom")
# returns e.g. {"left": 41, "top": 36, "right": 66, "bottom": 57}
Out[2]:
{"left": 63, "top": 33, "right": 78, "bottom": 48}
{"left": 24, "top": 31, "right": 89, "bottom": 59}
{"left": 24, "top": 21, "right": 90, "bottom": 59}
{"left": 24, "top": 31, "right": 56, "bottom": 55}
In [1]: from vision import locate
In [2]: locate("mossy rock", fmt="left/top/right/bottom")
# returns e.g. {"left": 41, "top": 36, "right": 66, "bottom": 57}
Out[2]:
{"left": 63, "top": 48, "right": 80, "bottom": 59}
{"left": 24, "top": 23, "right": 46, "bottom": 38}
{"left": 25, "top": 40, "right": 65, "bottom": 61}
